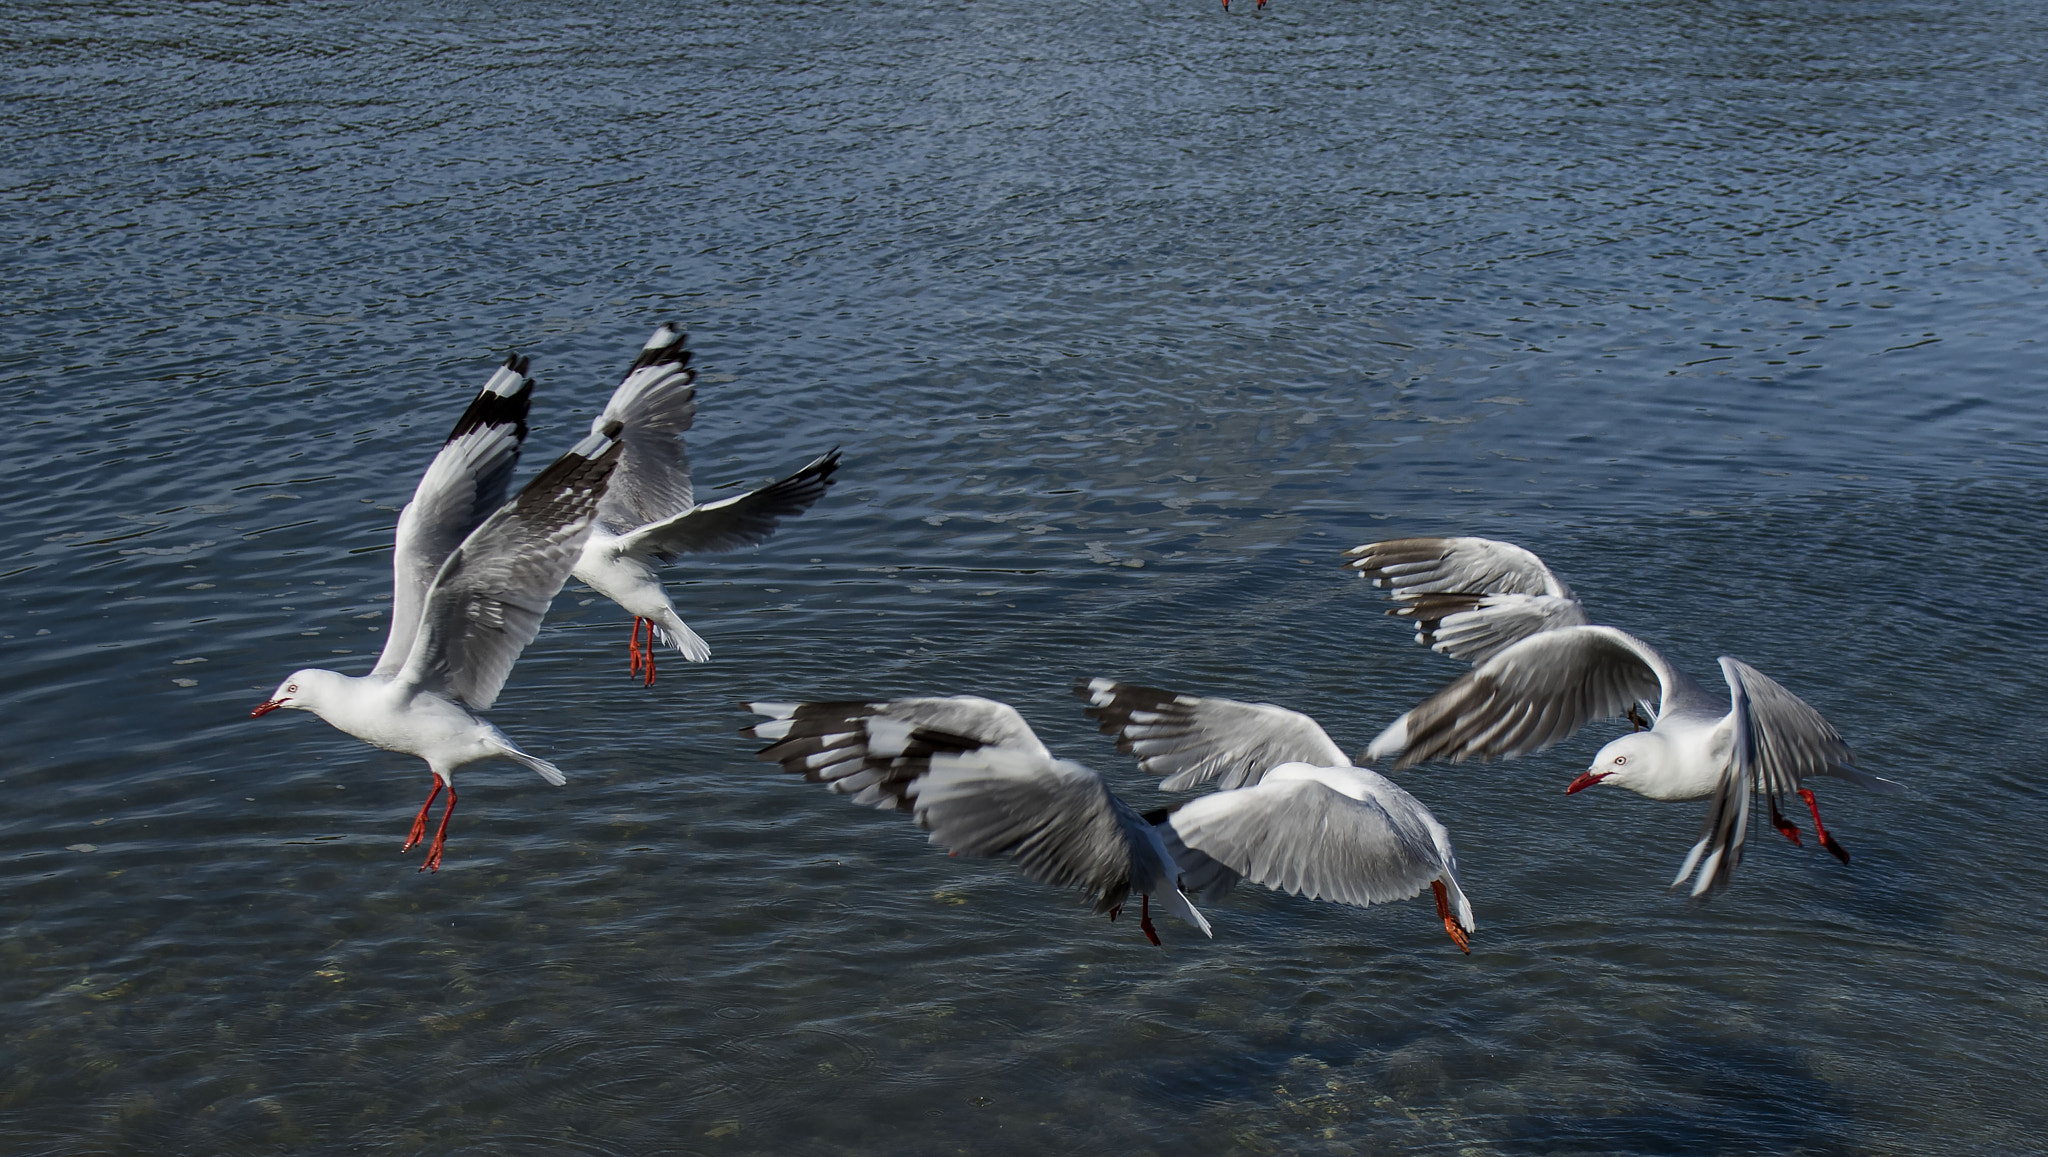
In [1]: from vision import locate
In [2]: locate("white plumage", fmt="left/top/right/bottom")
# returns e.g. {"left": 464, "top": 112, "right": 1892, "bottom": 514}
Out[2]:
{"left": 253, "top": 355, "right": 621, "bottom": 871}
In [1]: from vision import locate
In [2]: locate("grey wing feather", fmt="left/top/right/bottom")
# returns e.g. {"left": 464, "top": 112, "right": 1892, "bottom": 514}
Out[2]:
{"left": 616, "top": 450, "right": 840, "bottom": 562}
{"left": 1149, "top": 811, "right": 1241, "bottom": 903}
{"left": 1675, "top": 658, "right": 1860, "bottom": 897}
{"left": 1077, "top": 678, "right": 1349, "bottom": 791}
{"left": 1389, "top": 592, "right": 1592, "bottom": 664}
{"left": 911, "top": 748, "right": 1174, "bottom": 916}
{"left": 592, "top": 324, "right": 697, "bottom": 532}
{"left": 374, "top": 357, "right": 534, "bottom": 677}
{"left": 745, "top": 696, "right": 1049, "bottom": 811}
{"left": 1166, "top": 778, "right": 1449, "bottom": 909}
{"left": 1344, "top": 537, "right": 1587, "bottom": 663}
{"left": 1366, "top": 625, "right": 1675, "bottom": 768}
{"left": 1343, "top": 536, "right": 1574, "bottom": 598}
{"left": 399, "top": 429, "right": 622, "bottom": 710}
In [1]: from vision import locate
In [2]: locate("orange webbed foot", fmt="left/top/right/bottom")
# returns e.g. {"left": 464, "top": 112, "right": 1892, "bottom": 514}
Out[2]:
{"left": 1432, "top": 880, "right": 1470, "bottom": 954}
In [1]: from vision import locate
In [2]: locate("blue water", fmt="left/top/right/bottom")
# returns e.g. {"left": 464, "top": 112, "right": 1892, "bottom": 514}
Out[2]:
{"left": 4, "top": 0, "right": 2046, "bottom": 1152}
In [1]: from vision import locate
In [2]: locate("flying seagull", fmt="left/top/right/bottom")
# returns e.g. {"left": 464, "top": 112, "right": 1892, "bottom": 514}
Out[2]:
{"left": 571, "top": 324, "right": 839, "bottom": 685}
{"left": 1078, "top": 679, "right": 1473, "bottom": 952}
{"left": 1366, "top": 623, "right": 1899, "bottom": 896}
{"left": 253, "top": 356, "right": 621, "bottom": 871}
{"left": 744, "top": 696, "right": 1210, "bottom": 945}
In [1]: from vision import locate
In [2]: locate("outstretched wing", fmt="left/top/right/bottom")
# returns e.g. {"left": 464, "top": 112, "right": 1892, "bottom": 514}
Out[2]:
{"left": 1077, "top": 678, "right": 1348, "bottom": 791}
{"left": 591, "top": 324, "right": 697, "bottom": 533}
{"left": 912, "top": 748, "right": 1209, "bottom": 934}
{"left": 398, "top": 428, "right": 622, "bottom": 710}
{"left": 374, "top": 356, "right": 534, "bottom": 677}
{"left": 1163, "top": 769, "right": 1451, "bottom": 911}
{"left": 615, "top": 450, "right": 840, "bottom": 562}
{"left": 1366, "top": 625, "right": 1681, "bottom": 769}
{"left": 745, "top": 696, "right": 1049, "bottom": 811}
{"left": 1673, "top": 658, "right": 1859, "bottom": 897}
{"left": 1344, "top": 536, "right": 1589, "bottom": 663}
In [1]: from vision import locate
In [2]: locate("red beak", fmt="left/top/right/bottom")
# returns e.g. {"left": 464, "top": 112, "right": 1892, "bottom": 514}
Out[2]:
{"left": 250, "top": 699, "right": 284, "bottom": 718}
{"left": 1565, "top": 770, "right": 1609, "bottom": 794}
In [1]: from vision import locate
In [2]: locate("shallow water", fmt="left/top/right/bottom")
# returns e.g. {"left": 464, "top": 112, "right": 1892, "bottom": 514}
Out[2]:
{"left": 4, "top": 0, "right": 2046, "bottom": 1152}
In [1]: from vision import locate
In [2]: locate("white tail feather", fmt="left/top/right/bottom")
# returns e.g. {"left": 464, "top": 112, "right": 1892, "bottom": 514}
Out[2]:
{"left": 653, "top": 616, "right": 711, "bottom": 662}
{"left": 499, "top": 744, "right": 566, "bottom": 786}
{"left": 1156, "top": 885, "right": 1213, "bottom": 938}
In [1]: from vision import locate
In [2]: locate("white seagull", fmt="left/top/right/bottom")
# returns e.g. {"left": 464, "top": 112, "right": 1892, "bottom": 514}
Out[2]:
{"left": 1366, "top": 622, "right": 1900, "bottom": 896}
{"left": 570, "top": 325, "right": 839, "bottom": 685}
{"left": 1078, "top": 679, "right": 1474, "bottom": 953}
{"left": 252, "top": 355, "right": 623, "bottom": 871}
{"left": 744, "top": 697, "right": 1211, "bottom": 945}
{"left": 1343, "top": 536, "right": 1592, "bottom": 665}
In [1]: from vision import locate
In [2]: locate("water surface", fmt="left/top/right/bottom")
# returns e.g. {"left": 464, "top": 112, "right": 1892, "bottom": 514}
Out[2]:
{"left": 3, "top": 1, "right": 2046, "bottom": 1153}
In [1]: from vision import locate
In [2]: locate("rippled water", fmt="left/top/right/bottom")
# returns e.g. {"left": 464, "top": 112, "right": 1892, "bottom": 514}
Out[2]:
{"left": 5, "top": 0, "right": 2046, "bottom": 1152}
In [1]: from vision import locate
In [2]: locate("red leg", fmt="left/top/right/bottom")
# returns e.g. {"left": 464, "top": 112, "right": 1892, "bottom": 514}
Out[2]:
{"left": 1770, "top": 797, "right": 1803, "bottom": 845}
{"left": 402, "top": 777, "right": 443, "bottom": 852}
{"left": 628, "top": 617, "right": 644, "bottom": 678}
{"left": 643, "top": 634, "right": 657, "bottom": 687}
{"left": 1139, "top": 893, "right": 1161, "bottom": 946}
{"left": 1799, "top": 789, "right": 1850, "bottom": 864}
{"left": 1433, "top": 880, "right": 1470, "bottom": 954}
{"left": 420, "top": 784, "right": 457, "bottom": 872}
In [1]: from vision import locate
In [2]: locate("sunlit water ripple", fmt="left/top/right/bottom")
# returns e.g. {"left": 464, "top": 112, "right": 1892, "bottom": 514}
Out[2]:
{"left": 3, "top": 0, "right": 2045, "bottom": 1153}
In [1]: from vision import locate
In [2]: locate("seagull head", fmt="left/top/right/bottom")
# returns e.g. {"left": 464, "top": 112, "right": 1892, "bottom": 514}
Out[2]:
{"left": 251, "top": 669, "right": 324, "bottom": 718}
{"left": 1570, "top": 732, "right": 1659, "bottom": 794}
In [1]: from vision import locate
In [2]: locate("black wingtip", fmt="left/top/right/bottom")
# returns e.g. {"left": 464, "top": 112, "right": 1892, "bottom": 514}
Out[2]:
{"left": 628, "top": 324, "right": 692, "bottom": 374}
{"left": 805, "top": 448, "right": 845, "bottom": 484}
{"left": 444, "top": 361, "right": 535, "bottom": 445}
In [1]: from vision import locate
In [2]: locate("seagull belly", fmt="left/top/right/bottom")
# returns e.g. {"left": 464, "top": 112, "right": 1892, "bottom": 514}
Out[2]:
{"left": 574, "top": 551, "right": 672, "bottom": 621}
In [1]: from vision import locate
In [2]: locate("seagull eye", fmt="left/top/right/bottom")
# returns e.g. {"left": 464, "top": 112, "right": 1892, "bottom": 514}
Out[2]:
{"left": 286, "top": 684, "right": 298, "bottom": 694}
{"left": 1613, "top": 755, "right": 1627, "bottom": 766}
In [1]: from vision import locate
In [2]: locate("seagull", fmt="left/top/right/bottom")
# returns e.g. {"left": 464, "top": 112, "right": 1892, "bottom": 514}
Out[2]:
{"left": 252, "top": 355, "right": 623, "bottom": 871}
{"left": 743, "top": 697, "right": 1211, "bottom": 945}
{"left": 570, "top": 325, "right": 839, "bottom": 685}
{"left": 1365, "top": 623, "right": 1900, "bottom": 896}
{"left": 1078, "top": 679, "right": 1473, "bottom": 953}
{"left": 1343, "top": 536, "right": 1591, "bottom": 666}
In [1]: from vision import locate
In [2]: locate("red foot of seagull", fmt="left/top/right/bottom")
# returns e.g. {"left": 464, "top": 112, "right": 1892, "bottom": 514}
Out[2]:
{"left": 400, "top": 777, "right": 458, "bottom": 872}
{"left": 627, "top": 617, "right": 657, "bottom": 686}
{"left": 1799, "top": 788, "right": 1850, "bottom": 864}
{"left": 1106, "top": 898, "right": 1164, "bottom": 946}
{"left": 1770, "top": 796, "right": 1803, "bottom": 846}
{"left": 1432, "top": 880, "right": 1470, "bottom": 953}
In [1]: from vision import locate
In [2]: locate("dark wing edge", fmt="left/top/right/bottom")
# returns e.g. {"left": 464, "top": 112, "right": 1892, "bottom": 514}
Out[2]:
{"left": 1365, "top": 625, "right": 1669, "bottom": 769}
{"left": 399, "top": 428, "right": 622, "bottom": 710}
{"left": 619, "top": 449, "right": 841, "bottom": 561}
{"left": 1673, "top": 657, "right": 1860, "bottom": 898}
{"left": 374, "top": 356, "right": 535, "bottom": 677}
{"left": 1076, "top": 678, "right": 1349, "bottom": 791}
